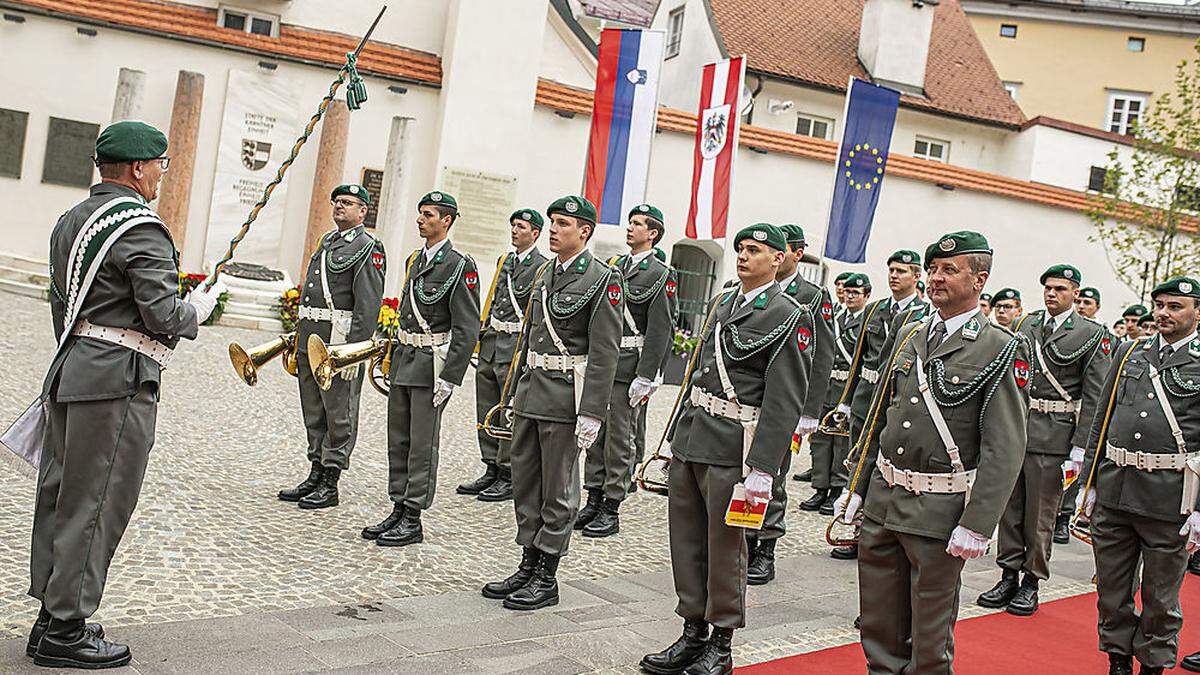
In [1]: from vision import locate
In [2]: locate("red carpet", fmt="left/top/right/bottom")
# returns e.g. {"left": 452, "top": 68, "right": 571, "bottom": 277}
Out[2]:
{"left": 741, "top": 575, "right": 1200, "bottom": 673}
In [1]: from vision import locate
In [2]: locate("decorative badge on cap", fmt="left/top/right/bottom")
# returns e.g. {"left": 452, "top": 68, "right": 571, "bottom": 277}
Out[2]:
{"left": 431, "top": 192, "right": 442, "bottom": 202}
{"left": 753, "top": 230, "right": 767, "bottom": 241}
{"left": 1182, "top": 281, "right": 1194, "bottom": 294}
{"left": 939, "top": 238, "right": 955, "bottom": 252}
{"left": 522, "top": 211, "right": 531, "bottom": 220}
{"left": 349, "top": 186, "right": 359, "bottom": 194}
{"left": 566, "top": 200, "right": 579, "bottom": 213}
{"left": 1064, "top": 269, "right": 1074, "bottom": 279}
{"left": 901, "top": 254, "right": 912, "bottom": 263}
{"left": 639, "top": 205, "right": 649, "bottom": 212}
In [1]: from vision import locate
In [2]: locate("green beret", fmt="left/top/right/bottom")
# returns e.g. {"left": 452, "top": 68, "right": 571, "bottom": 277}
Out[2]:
{"left": 924, "top": 231, "right": 992, "bottom": 264}
{"left": 510, "top": 208, "right": 544, "bottom": 229}
{"left": 653, "top": 246, "right": 667, "bottom": 262}
{"left": 546, "top": 195, "right": 597, "bottom": 224}
{"left": 843, "top": 273, "right": 870, "bottom": 290}
{"left": 1122, "top": 304, "right": 1149, "bottom": 318}
{"left": 835, "top": 271, "right": 853, "bottom": 283}
{"left": 331, "top": 184, "right": 370, "bottom": 205}
{"left": 1040, "top": 264, "right": 1082, "bottom": 286}
{"left": 887, "top": 249, "right": 921, "bottom": 266}
{"left": 628, "top": 203, "right": 664, "bottom": 224}
{"left": 780, "top": 224, "right": 806, "bottom": 246}
{"left": 993, "top": 288, "right": 1021, "bottom": 302}
{"left": 1080, "top": 287, "right": 1100, "bottom": 302}
{"left": 1151, "top": 276, "right": 1200, "bottom": 300}
{"left": 980, "top": 293, "right": 992, "bottom": 302}
{"left": 733, "top": 223, "right": 787, "bottom": 252}
{"left": 917, "top": 280, "right": 926, "bottom": 292}
{"left": 94, "top": 120, "right": 168, "bottom": 163}
{"left": 418, "top": 190, "right": 457, "bottom": 211}
{"left": 1138, "top": 313, "right": 1157, "bottom": 326}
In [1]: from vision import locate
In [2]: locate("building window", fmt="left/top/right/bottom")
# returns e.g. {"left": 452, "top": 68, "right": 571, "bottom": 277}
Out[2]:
{"left": 914, "top": 136, "right": 950, "bottom": 163}
{"left": 1107, "top": 91, "right": 1147, "bottom": 135}
{"left": 1003, "top": 81, "right": 1021, "bottom": 101}
{"left": 218, "top": 6, "right": 278, "bottom": 37}
{"left": 1175, "top": 185, "right": 1200, "bottom": 212}
{"left": 0, "top": 108, "right": 28, "bottom": 179}
{"left": 42, "top": 117, "right": 99, "bottom": 188}
{"left": 665, "top": 6, "right": 684, "bottom": 59}
{"left": 1000, "top": 24, "right": 1017, "bottom": 39}
{"left": 1128, "top": 37, "right": 1146, "bottom": 53}
{"left": 795, "top": 113, "right": 834, "bottom": 140}
{"left": 1087, "top": 166, "right": 1114, "bottom": 193}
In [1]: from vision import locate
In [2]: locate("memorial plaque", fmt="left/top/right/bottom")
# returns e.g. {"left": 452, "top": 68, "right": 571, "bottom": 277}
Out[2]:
{"left": 360, "top": 167, "right": 383, "bottom": 230}
{"left": 438, "top": 166, "right": 517, "bottom": 263}
{"left": 0, "top": 109, "right": 28, "bottom": 179}
{"left": 42, "top": 117, "right": 98, "bottom": 188}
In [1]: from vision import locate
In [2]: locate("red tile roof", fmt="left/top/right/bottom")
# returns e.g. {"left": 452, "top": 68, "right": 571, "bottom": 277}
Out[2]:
{"left": 707, "top": 0, "right": 1026, "bottom": 128}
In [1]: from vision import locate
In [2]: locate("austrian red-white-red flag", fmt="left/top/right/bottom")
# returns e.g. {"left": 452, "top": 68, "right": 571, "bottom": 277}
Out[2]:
{"left": 685, "top": 55, "right": 746, "bottom": 241}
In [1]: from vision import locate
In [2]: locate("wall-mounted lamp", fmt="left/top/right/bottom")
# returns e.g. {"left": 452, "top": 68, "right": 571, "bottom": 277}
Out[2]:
{"left": 257, "top": 60, "right": 278, "bottom": 71}
{"left": 554, "top": 110, "right": 576, "bottom": 119}
{"left": 3, "top": 13, "right": 26, "bottom": 23}
{"left": 387, "top": 85, "right": 408, "bottom": 95}
{"left": 76, "top": 26, "right": 97, "bottom": 37}
{"left": 936, "top": 183, "right": 956, "bottom": 191}
{"left": 748, "top": 146, "right": 768, "bottom": 155}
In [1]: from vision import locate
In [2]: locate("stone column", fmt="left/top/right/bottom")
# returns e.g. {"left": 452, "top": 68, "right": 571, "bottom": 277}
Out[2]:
{"left": 379, "top": 116, "right": 415, "bottom": 292}
{"left": 302, "top": 99, "right": 350, "bottom": 264}
{"left": 111, "top": 68, "right": 146, "bottom": 122}
{"left": 157, "top": 71, "right": 205, "bottom": 250}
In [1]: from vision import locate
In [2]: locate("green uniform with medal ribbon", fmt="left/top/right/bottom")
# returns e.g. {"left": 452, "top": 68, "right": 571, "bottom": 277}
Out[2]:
{"left": 808, "top": 276, "right": 868, "bottom": 493}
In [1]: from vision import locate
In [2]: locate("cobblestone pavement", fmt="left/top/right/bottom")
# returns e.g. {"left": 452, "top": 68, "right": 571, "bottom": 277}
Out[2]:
{"left": 0, "top": 293, "right": 1105, "bottom": 672}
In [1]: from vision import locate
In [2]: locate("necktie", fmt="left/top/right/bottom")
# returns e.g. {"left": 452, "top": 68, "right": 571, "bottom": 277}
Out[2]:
{"left": 1160, "top": 344, "right": 1174, "bottom": 365}
{"left": 928, "top": 321, "right": 947, "bottom": 350}
{"left": 1041, "top": 319, "right": 1054, "bottom": 344}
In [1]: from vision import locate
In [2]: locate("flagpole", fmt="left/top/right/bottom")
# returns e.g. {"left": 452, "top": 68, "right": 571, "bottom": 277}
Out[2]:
{"left": 814, "top": 76, "right": 858, "bottom": 283}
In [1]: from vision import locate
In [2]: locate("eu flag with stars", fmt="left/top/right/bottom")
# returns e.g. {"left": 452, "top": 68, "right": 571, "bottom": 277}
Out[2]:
{"left": 823, "top": 79, "right": 901, "bottom": 263}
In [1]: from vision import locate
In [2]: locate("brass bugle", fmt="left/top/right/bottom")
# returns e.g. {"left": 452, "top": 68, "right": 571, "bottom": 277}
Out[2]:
{"left": 307, "top": 334, "right": 393, "bottom": 392}
{"left": 825, "top": 511, "right": 862, "bottom": 547}
{"left": 229, "top": 332, "right": 298, "bottom": 386}
{"left": 818, "top": 408, "right": 851, "bottom": 437}
{"left": 480, "top": 402, "right": 515, "bottom": 441}
{"left": 635, "top": 452, "right": 671, "bottom": 496}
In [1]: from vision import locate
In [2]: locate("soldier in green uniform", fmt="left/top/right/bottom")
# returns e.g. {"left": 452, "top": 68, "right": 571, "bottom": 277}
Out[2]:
{"left": 979, "top": 265, "right": 1110, "bottom": 616}
{"left": 577, "top": 204, "right": 676, "bottom": 538}
{"left": 1057, "top": 285, "right": 1107, "bottom": 543}
{"left": 1076, "top": 286, "right": 1102, "bottom": 320}
{"left": 979, "top": 292, "right": 993, "bottom": 319}
{"left": 1139, "top": 313, "right": 1159, "bottom": 339}
{"left": 639, "top": 223, "right": 807, "bottom": 675}
{"left": 481, "top": 195, "right": 621, "bottom": 611}
{"left": 838, "top": 231, "right": 1028, "bottom": 674}
{"left": 1077, "top": 277, "right": 1200, "bottom": 675}
{"left": 361, "top": 191, "right": 480, "bottom": 547}
{"left": 278, "top": 184, "right": 385, "bottom": 510}
{"left": 1122, "top": 304, "right": 1150, "bottom": 342}
{"left": 461, "top": 209, "right": 548, "bottom": 502}
{"left": 992, "top": 287, "right": 1023, "bottom": 330}
{"left": 795, "top": 270, "right": 855, "bottom": 484}
{"left": 27, "top": 121, "right": 226, "bottom": 668}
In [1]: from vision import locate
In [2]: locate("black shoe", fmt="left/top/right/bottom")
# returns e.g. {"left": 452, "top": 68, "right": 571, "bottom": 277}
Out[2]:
{"left": 477, "top": 468, "right": 513, "bottom": 502}
{"left": 298, "top": 467, "right": 340, "bottom": 509}
{"left": 582, "top": 499, "right": 621, "bottom": 538}
{"left": 1188, "top": 552, "right": 1200, "bottom": 577}
{"left": 1006, "top": 577, "right": 1039, "bottom": 616}
{"left": 853, "top": 616, "right": 861, "bottom": 630}
{"left": 361, "top": 504, "right": 405, "bottom": 540}
{"left": 1053, "top": 513, "right": 1071, "bottom": 544}
{"left": 482, "top": 547, "right": 540, "bottom": 599}
{"left": 33, "top": 619, "right": 130, "bottom": 669}
{"left": 457, "top": 461, "right": 498, "bottom": 495}
{"left": 1107, "top": 653, "right": 1134, "bottom": 675}
{"left": 977, "top": 569, "right": 1020, "bottom": 608}
{"left": 681, "top": 626, "right": 733, "bottom": 675}
{"left": 1180, "top": 650, "right": 1200, "bottom": 672}
{"left": 792, "top": 469, "right": 813, "bottom": 482}
{"left": 830, "top": 545, "right": 857, "bottom": 560}
{"left": 746, "top": 539, "right": 776, "bottom": 586}
{"left": 278, "top": 461, "right": 323, "bottom": 501}
{"left": 27, "top": 611, "right": 103, "bottom": 658}
{"left": 798, "top": 488, "right": 829, "bottom": 512}
{"left": 377, "top": 509, "right": 423, "bottom": 547}
{"left": 639, "top": 620, "right": 710, "bottom": 675}
{"left": 1138, "top": 666, "right": 1164, "bottom": 675}
{"left": 503, "top": 553, "right": 560, "bottom": 610}
{"left": 818, "top": 487, "right": 843, "bottom": 516}
{"left": 574, "top": 488, "right": 603, "bottom": 530}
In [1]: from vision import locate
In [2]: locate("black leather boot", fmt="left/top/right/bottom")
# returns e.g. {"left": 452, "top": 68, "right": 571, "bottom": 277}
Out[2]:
{"left": 457, "top": 460, "right": 498, "bottom": 495}
{"left": 818, "top": 487, "right": 843, "bottom": 516}
{"left": 503, "top": 553, "right": 559, "bottom": 610}
{"left": 1179, "top": 650, "right": 1200, "bottom": 672}
{"left": 26, "top": 609, "right": 103, "bottom": 657}
{"left": 482, "top": 547, "right": 540, "bottom": 599}
{"left": 582, "top": 498, "right": 621, "bottom": 538}
{"left": 830, "top": 545, "right": 857, "bottom": 560}
{"left": 574, "top": 488, "right": 603, "bottom": 530}
{"left": 1188, "top": 551, "right": 1200, "bottom": 576}
{"left": 477, "top": 467, "right": 514, "bottom": 502}
{"left": 361, "top": 503, "right": 405, "bottom": 540}
{"left": 377, "top": 508, "right": 423, "bottom": 547}
{"left": 798, "top": 488, "right": 828, "bottom": 512}
{"left": 1006, "top": 576, "right": 1039, "bottom": 616}
{"left": 33, "top": 618, "right": 130, "bottom": 669}
{"left": 1107, "top": 653, "right": 1134, "bottom": 675}
{"left": 278, "top": 461, "right": 323, "bottom": 502}
{"left": 298, "top": 467, "right": 340, "bottom": 509}
{"left": 792, "top": 469, "right": 813, "bottom": 482}
{"left": 1053, "top": 513, "right": 1071, "bottom": 544}
{"left": 746, "top": 538, "right": 776, "bottom": 586}
{"left": 977, "top": 569, "right": 1020, "bottom": 608}
{"left": 639, "top": 619, "right": 710, "bottom": 674}
{"left": 682, "top": 626, "right": 733, "bottom": 675}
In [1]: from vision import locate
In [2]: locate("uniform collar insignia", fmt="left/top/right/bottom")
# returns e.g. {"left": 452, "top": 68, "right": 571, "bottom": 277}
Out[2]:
{"left": 1143, "top": 339, "right": 1155, "bottom": 351}
{"left": 522, "top": 254, "right": 533, "bottom": 266}
{"left": 573, "top": 251, "right": 590, "bottom": 273}
{"left": 1064, "top": 315, "right": 1074, "bottom": 329}
{"left": 1190, "top": 339, "right": 1200, "bottom": 358}
{"left": 753, "top": 291, "right": 769, "bottom": 309}
{"left": 433, "top": 248, "right": 446, "bottom": 264}
{"left": 962, "top": 317, "right": 980, "bottom": 340}
{"left": 639, "top": 258, "right": 650, "bottom": 270}
{"left": 787, "top": 280, "right": 797, "bottom": 294}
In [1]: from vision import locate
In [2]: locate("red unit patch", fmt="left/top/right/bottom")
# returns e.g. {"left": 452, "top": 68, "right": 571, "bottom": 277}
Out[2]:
{"left": 371, "top": 252, "right": 385, "bottom": 271}
{"left": 665, "top": 280, "right": 677, "bottom": 298}
{"left": 1013, "top": 359, "right": 1030, "bottom": 388}
{"left": 820, "top": 302, "right": 833, "bottom": 322}
{"left": 797, "top": 326, "right": 812, "bottom": 351}
{"left": 465, "top": 271, "right": 479, "bottom": 290}
{"left": 607, "top": 283, "right": 623, "bottom": 306}
{"left": 1100, "top": 337, "right": 1112, "bottom": 356}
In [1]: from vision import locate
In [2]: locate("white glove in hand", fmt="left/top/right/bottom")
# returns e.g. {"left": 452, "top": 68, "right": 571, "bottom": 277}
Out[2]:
{"left": 743, "top": 468, "right": 773, "bottom": 507}
{"left": 836, "top": 403, "right": 851, "bottom": 416}
{"left": 1070, "top": 446, "right": 1086, "bottom": 463}
{"left": 185, "top": 277, "right": 226, "bottom": 325}
{"left": 1061, "top": 459, "right": 1082, "bottom": 480}
{"left": 1076, "top": 488, "right": 1096, "bottom": 518}
{"left": 795, "top": 416, "right": 819, "bottom": 438}
{"left": 946, "top": 525, "right": 990, "bottom": 560}
{"left": 432, "top": 379, "right": 456, "bottom": 407}
{"left": 576, "top": 415, "right": 601, "bottom": 451}
{"left": 835, "top": 491, "right": 863, "bottom": 525}
{"left": 339, "top": 364, "right": 362, "bottom": 382}
{"left": 1180, "top": 512, "right": 1200, "bottom": 553}
{"left": 628, "top": 376, "right": 654, "bottom": 407}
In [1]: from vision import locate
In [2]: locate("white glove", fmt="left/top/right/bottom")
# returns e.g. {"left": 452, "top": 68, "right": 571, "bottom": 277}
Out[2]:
{"left": 946, "top": 525, "right": 990, "bottom": 560}
{"left": 1062, "top": 459, "right": 1082, "bottom": 482}
{"left": 795, "top": 416, "right": 819, "bottom": 438}
{"left": 836, "top": 403, "right": 851, "bottom": 416}
{"left": 185, "top": 277, "right": 227, "bottom": 325}
{"left": 628, "top": 376, "right": 654, "bottom": 407}
{"left": 339, "top": 364, "right": 362, "bottom": 381}
{"left": 1180, "top": 512, "right": 1200, "bottom": 553}
{"left": 432, "top": 379, "right": 455, "bottom": 407}
{"left": 743, "top": 468, "right": 773, "bottom": 507}
{"left": 576, "top": 415, "right": 601, "bottom": 451}
{"left": 835, "top": 491, "right": 863, "bottom": 525}
{"left": 1076, "top": 487, "right": 1096, "bottom": 517}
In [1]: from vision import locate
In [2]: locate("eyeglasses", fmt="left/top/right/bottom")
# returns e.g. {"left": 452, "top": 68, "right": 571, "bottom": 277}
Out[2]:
{"left": 153, "top": 156, "right": 170, "bottom": 171}
{"left": 332, "top": 198, "right": 365, "bottom": 208}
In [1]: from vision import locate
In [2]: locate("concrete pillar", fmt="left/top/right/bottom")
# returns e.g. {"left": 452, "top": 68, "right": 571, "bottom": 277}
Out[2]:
{"left": 111, "top": 68, "right": 146, "bottom": 122}
{"left": 302, "top": 99, "right": 350, "bottom": 264}
{"left": 379, "top": 116, "right": 415, "bottom": 291}
{"left": 157, "top": 71, "right": 204, "bottom": 250}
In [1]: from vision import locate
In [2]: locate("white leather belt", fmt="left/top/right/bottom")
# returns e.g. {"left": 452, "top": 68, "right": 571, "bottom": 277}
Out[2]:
{"left": 1106, "top": 442, "right": 1197, "bottom": 472}
{"left": 861, "top": 368, "right": 880, "bottom": 384}
{"left": 298, "top": 305, "right": 353, "bottom": 323}
{"left": 397, "top": 330, "right": 450, "bottom": 348}
{"left": 527, "top": 351, "right": 587, "bottom": 371}
{"left": 621, "top": 336, "right": 646, "bottom": 349}
{"left": 1030, "top": 398, "right": 1081, "bottom": 414}
{"left": 489, "top": 316, "right": 522, "bottom": 334}
{"left": 689, "top": 387, "right": 760, "bottom": 423}
{"left": 72, "top": 319, "right": 174, "bottom": 367}
{"left": 878, "top": 456, "right": 975, "bottom": 494}
{"left": 832, "top": 369, "right": 849, "bottom": 382}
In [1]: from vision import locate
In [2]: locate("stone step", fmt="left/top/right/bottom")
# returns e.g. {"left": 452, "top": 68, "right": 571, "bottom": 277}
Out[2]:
{"left": 225, "top": 287, "right": 286, "bottom": 306}
{"left": 0, "top": 251, "right": 49, "bottom": 274}
{"left": 215, "top": 312, "right": 286, "bottom": 332}
{"left": 0, "top": 277, "right": 49, "bottom": 301}
{"left": 225, "top": 299, "right": 280, "bottom": 320}
{"left": 0, "top": 263, "right": 50, "bottom": 287}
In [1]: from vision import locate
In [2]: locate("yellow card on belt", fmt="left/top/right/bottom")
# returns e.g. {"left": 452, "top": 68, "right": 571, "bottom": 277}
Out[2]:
{"left": 725, "top": 483, "right": 766, "bottom": 529}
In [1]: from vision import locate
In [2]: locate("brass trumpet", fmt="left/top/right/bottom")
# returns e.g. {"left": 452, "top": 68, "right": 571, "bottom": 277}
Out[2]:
{"left": 306, "top": 334, "right": 393, "bottom": 396}
{"left": 818, "top": 408, "right": 851, "bottom": 437}
{"left": 635, "top": 452, "right": 671, "bottom": 496}
{"left": 229, "top": 333, "right": 298, "bottom": 386}
{"left": 480, "top": 402, "right": 515, "bottom": 441}
{"left": 825, "top": 511, "right": 862, "bottom": 547}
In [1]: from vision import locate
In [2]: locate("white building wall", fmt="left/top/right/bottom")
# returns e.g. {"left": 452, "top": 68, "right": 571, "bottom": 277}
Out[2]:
{"left": 652, "top": 0, "right": 725, "bottom": 112}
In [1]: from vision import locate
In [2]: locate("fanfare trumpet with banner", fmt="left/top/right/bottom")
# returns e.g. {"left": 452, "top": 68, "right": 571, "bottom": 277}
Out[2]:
{"left": 818, "top": 300, "right": 881, "bottom": 436}
{"left": 228, "top": 333, "right": 299, "bottom": 386}
{"left": 306, "top": 334, "right": 394, "bottom": 396}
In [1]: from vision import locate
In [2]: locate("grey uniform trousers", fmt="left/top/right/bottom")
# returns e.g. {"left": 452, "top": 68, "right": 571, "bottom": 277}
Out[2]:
{"left": 757, "top": 449, "right": 792, "bottom": 542}
{"left": 297, "top": 350, "right": 364, "bottom": 471}
{"left": 585, "top": 381, "right": 638, "bottom": 501}
{"left": 475, "top": 354, "right": 514, "bottom": 470}
{"left": 809, "top": 426, "right": 850, "bottom": 490}
{"left": 386, "top": 384, "right": 443, "bottom": 511}
{"left": 511, "top": 414, "right": 581, "bottom": 556}
{"left": 997, "top": 452, "right": 1063, "bottom": 581}
{"left": 1092, "top": 504, "right": 1189, "bottom": 669}
{"left": 859, "top": 516, "right": 966, "bottom": 675}
{"left": 30, "top": 384, "right": 156, "bottom": 620}
{"left": 668, "top": 457, "right": 748, "bottom": 629}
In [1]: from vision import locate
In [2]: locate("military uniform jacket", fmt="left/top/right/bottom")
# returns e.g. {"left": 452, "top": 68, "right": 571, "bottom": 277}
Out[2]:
{"left": 1084, "top": 336, "right": 1200, "bottom": 522}
{"left": 669, "top": 286, "right": 811, "bottom": 473}
{"left": 847, "top": 298, "right": 931, "bottom": 419}
{"left": 391, "top": 241, "right": 480, "bottom": 387}
{"left": 819, "top": 308, "right": 865, "bottom": 409}
{"left": 478, "top": 247, "right": 549, "bottom": 367}
{"left": 296, "top": 225, "right": 386, "bottom": 353}
{"left": 611, "top": 252, "right": 678, "bottom": 384}
{"left": 1013, "top": 309, "right": 1111, "bottom": 455}
{"left": 784, "top": 275, "right": 836, "bottom": 419}
{"left": 856, "top": 314, "right": 1029, "bottom": 540}
{"left": 44, "top": 183, "right": 198, "bottom": 402}
{"left": 510, "top": 250, "right": 622, "bottom": 424}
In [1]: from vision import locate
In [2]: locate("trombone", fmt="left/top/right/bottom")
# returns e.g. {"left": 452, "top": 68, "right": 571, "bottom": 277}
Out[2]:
{"left": 818, "top": 300, "right": 882, "bottom": 437}
{"left": 306, "top": 334, "right": 394, "bottom": 396}
{"left": 229, "top": 332, "right": 299, "bottom": 386}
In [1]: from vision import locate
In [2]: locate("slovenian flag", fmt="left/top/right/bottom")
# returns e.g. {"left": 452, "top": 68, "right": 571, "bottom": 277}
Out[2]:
{"left": 685, "top": 55, "right": 746, "bottom": 241}
{"left": 584, "top": 29, "right": 665, "bottom": 227}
